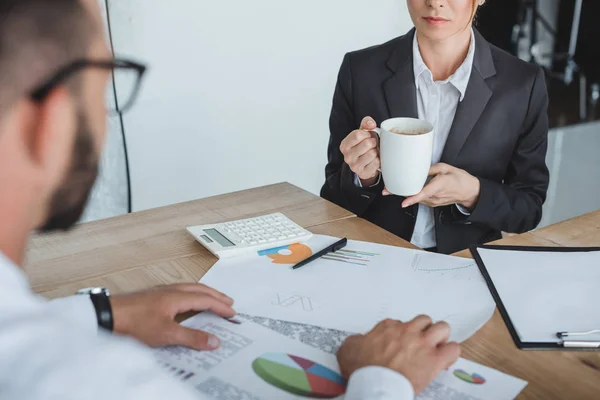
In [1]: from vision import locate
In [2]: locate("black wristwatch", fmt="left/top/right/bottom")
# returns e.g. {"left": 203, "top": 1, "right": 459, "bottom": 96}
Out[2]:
{"left": 76, "top": 287, "right": 114, "bottom": 332}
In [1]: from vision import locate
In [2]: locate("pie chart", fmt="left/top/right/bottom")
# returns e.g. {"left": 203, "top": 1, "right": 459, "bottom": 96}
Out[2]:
{"left": 453, "top": 369, "right": 486, "bottom": 384}
{"left": 252, "top": 353, "right": 346, "bottom": 398}
{"left": 258, "top": 244, "right": 313, "bottom": 264}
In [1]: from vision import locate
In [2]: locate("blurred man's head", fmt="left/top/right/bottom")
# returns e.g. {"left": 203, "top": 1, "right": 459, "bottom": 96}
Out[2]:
{"left": 0, "top": 0, "right": 111, "bottom": 246}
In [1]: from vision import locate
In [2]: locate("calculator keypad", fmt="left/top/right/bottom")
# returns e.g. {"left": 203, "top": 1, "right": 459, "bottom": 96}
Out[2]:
{"left": 221, "top": 214, "right": 306, "bottom": 246}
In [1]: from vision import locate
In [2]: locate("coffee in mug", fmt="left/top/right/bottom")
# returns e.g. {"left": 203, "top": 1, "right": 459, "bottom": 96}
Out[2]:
{"left": 389, "top": 127, "right": 428, "bottom": 136}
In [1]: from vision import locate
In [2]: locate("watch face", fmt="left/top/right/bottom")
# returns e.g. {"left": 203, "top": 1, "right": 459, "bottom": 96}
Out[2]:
{"left": 76, "top": 287, "right": 110, "bottom": 296}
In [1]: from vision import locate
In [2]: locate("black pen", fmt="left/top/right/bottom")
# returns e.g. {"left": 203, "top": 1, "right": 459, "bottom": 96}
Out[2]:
{"left": 292, "top": 238, "right": 348, "bottom": 270}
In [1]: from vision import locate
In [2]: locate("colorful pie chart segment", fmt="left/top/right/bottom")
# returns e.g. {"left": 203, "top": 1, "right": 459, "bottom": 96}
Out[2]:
{"left": 252, "top": 353, "right": 346, "bottom": 398}
{"left": 453, "top": 369, "right": 486, "bottom": 385}
{"left": 258, "top": 244, "right": 313, "bottom": 264}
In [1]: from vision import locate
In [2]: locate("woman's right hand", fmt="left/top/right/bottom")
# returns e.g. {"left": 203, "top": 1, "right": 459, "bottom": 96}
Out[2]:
{"left": 339, "top": 116, "right": 381, "bottom": 187}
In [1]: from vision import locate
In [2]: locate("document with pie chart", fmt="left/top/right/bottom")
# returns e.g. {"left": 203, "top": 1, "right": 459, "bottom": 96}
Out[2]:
{"left": 200, "top": 235, "right": 496, "bottom": 342}
{"left": 153, "top": 312, "right": 527, "bottom": 400}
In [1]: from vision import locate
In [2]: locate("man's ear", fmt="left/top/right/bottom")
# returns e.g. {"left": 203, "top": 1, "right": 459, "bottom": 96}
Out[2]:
{"left": 20, "top": 87, "right": 77, "bottom": 182}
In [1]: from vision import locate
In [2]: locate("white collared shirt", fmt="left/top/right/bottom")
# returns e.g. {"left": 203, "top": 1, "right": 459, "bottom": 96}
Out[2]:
{"left": 0, "top": 252, "right": 414, "bottom": 399}
{"left": 410, "top": 29, "right": 475, "bottom": 249}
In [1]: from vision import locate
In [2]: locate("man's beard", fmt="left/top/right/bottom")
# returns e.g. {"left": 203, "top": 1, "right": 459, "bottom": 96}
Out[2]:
{"left": 39, "top": 113, "right": 99, "bottom": 232}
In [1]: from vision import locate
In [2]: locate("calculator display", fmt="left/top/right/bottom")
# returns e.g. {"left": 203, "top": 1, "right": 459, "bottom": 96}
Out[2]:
{"left": 200, "top": 235, "right": 213, "bottom": 243}
{"left": 203, "top": 229, "right": 235, "bottom": 247}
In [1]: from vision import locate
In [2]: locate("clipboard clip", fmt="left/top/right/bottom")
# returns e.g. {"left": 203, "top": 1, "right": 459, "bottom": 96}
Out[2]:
{"left": 556, "top": 330, "right": 600, "bottom": 338}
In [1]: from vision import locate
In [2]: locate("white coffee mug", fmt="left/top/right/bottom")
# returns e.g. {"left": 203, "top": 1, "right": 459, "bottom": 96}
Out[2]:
{"left": 371, "top": 118, "right": 434, "bottom": 197}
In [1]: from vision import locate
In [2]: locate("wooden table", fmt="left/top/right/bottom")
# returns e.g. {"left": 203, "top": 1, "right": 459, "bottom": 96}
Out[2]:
{"left": 26, "top": 183, "right": 600, "bottom": 399}
{"left": 27, "top": 183, "right": 355, "bottom": 297}
{"left": 451, "top": 210, "right": 600, "bottom": 399}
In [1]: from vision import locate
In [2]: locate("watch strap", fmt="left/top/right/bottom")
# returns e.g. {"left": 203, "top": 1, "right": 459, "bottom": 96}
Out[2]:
{"left": 89, "top": 291, "right": 114, "bottom": 332}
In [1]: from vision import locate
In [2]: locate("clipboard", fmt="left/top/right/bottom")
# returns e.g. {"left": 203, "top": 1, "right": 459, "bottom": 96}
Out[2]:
{"left": 470, "top": 244, "right": 600, "bottom": 351}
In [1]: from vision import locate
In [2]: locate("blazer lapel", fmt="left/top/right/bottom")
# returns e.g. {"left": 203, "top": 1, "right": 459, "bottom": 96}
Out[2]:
{"left": 383, "top": 29, "right": 418, "bottom": 119}
{"left": 441, "top": 30, "right": 497, "bottom": 165}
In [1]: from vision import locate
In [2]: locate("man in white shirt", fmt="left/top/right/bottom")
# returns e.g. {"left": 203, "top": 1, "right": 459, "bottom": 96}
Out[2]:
{"left": 0, "top": 0, "right": 460, "bottom": 399}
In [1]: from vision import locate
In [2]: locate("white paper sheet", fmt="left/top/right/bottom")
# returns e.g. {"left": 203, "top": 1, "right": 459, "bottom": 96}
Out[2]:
{"left": 154, "top": 313, "right": 527, "bottom": 400}
{"left": 200, "top": 235, "right": 495, "bottom": 342}
{"left": 154, "top": 313, "right": 345, "bottom": 400}
{"left": 476, "top": 248, "right": 600, "bottom": 343}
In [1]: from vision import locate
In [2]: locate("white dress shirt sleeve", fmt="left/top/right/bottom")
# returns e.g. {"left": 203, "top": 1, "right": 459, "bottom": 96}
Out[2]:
{"left": 345, "top": 366, "right": 415, "bottom": 400}
{"left": 353, "top": 173, "right": 382, "bottom": 188}
{"left": 47, "top": 295, "right": 98, "bottom": 334}
{"left": 455, "top": 204, "right": 472, "bottom": 216}
{"left": 0, "top": 299, "right": 204, "bottom": 400}
{"left": 0, "top": 252, "right": 204, "bottom": 400}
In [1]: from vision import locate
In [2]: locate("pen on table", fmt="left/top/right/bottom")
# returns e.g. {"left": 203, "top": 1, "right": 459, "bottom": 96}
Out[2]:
{"left": 560, "top": 341, "right": 600, "bottom": 349}
{"left": 556, "top": 330, "right": 600, "bottom": 348}
{"left": 292, "top": 238, "right": 348, "bottom": 270}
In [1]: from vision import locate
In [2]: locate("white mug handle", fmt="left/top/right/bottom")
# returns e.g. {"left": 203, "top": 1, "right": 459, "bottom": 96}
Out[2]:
{"left": 366, "top": 128, "right": 382, "bottom": 173}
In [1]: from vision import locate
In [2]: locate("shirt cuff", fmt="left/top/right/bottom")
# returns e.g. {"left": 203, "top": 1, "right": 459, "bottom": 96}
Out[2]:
{"left": 353, "top": 173, "right": 381, "bottom": 188}
{"left": 455, "top": 204, "right": 472, "bottom": 216}
{"left": 345, "top": 366, "right": 415, "bottom": 400}
{"left": 47, "top": 295, "right": 98, "bottom": 334}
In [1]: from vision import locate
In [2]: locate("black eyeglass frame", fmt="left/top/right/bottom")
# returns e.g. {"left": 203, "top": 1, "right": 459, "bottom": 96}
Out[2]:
{"left": 30, "top": 58, "right": 147, "bottom": 114}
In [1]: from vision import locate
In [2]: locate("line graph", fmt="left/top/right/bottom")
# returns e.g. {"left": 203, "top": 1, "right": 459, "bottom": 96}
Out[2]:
{"left": 321, "top": 249, "right": 379, "bottom": 266}
{"left": 411, "top": 254, "right": 476, "bottom": 273}
{"left": 272, "top": 294, "right": 315, "bottom": 312}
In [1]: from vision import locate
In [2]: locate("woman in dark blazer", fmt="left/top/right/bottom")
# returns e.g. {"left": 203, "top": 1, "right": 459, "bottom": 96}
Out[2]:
{"left": 321, "top": 0, "right": 549, "bottom": 254}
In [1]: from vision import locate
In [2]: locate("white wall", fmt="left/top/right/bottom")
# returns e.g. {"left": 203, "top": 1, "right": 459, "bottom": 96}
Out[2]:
{"left": 82, "top": 0, "right": 128, "bottom": 222}
{"left": 540, "top": 121, "right": 600, "bottom": 228}
{"left": 106, "top": 0, "right": 413, "bottom": 211}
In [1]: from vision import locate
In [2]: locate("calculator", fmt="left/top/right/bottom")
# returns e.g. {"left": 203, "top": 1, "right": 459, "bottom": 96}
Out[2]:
{"left": 186, "top": 213, "right": 313, "bottom": 259}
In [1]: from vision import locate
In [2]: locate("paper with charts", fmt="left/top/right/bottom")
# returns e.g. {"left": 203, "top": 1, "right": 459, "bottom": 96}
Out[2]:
{"left": 200, "top": 235, "right": 496, "bottom": 342}
{"left": 154, "top": 312, "right": 527, "bottom": 400}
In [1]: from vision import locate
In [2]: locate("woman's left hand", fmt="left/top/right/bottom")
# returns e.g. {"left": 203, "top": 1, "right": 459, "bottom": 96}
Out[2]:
{"left": 383, "top": 163, "right": 481, "bottom": 210}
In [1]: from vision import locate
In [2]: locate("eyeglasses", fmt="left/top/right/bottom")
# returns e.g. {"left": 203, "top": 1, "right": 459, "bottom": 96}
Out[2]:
{"left": 30, "top": 58, "right": 147, "bottom": 115}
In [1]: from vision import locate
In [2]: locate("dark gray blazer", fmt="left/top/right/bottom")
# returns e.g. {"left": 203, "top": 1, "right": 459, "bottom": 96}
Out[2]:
{"left": 321, "top": 29, "right": 550, "bottom": 254}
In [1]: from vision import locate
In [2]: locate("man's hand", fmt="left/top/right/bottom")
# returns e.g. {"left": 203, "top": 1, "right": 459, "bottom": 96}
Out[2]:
{"left": 110, "top": 284, "right": 236, "bottom": 351}
{"left": 337, "top": 316, "right": 460, "bottom": 394}
{"left": 384, "top": 163, "right": 480, "bottom": 210}
{"left": 339, "top": 116, "right": 381, "bottom": 187}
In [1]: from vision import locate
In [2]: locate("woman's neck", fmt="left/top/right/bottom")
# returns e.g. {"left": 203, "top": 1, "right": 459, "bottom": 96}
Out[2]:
{"left": 416, "top": 27, "right": 472, "bottom": 81}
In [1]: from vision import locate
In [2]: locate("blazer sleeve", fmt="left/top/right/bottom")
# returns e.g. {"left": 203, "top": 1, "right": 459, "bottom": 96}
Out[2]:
{"left": 468, "top": 67, "right": 550, "bottom": 233}
{"left": 320, "top": 54, "right": 384, "bottom": 215}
